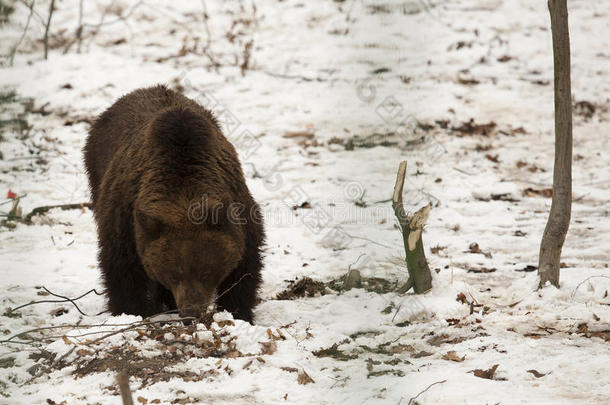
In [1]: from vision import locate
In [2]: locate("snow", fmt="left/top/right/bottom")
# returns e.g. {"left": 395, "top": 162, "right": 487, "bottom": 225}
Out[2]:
{"left": 1, "top": 0, "right": 609, "bottom": 404}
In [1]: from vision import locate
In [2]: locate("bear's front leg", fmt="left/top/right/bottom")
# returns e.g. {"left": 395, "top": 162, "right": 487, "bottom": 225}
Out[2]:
{"left": 99, "top": 240, "right": 161, "bottom": 317}
{"left": 216, "top": 236, "right": 263, "bottom": 323}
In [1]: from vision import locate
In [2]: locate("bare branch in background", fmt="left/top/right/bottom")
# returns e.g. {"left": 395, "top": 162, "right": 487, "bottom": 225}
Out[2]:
{"left": 5, "top": 0, "right": 35, "bottom": 66}
{"left": 43, "top": 0, "right": 56, "bottom": 59}
{"left": 240, "top": 39, "right": 253, "bottom": 76}
{"left": 63, "top": 0, "right": 84, "bottom": 54}
{"left": 200, "top": 0, "right": 211, "bottom": 50}
{"left": 76, "top": 0, "right": 84, "bottom": 52}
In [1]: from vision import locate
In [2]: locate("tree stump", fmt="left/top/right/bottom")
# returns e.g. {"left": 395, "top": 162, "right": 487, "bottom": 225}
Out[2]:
{"left": 392, "top": 161, "right": 433, "bottom": 294}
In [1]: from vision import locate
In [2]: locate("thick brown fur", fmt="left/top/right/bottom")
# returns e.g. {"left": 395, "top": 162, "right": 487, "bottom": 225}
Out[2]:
{"left": 84, "top": 85, "right": 264, "bottom": 323}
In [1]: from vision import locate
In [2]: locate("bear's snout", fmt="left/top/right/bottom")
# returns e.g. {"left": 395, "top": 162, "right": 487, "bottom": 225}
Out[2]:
{"left": 178, "top": 305, "right": 203, "bottom": 319}
{"left": 172, "top": 281, "right": 215, "bottom": 319}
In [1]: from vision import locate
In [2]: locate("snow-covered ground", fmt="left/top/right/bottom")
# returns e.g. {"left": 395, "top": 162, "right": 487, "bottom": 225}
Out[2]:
{"left": 1, "top": 0, "right": 609, "bottom": 403}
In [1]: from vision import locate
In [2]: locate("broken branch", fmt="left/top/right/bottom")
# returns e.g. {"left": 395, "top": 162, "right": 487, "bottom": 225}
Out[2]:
{"left": 23, "top": 202, "right": 91, "bottom": 223}
{"left": 391, "top": 161, "right": 433, "bottom": 294}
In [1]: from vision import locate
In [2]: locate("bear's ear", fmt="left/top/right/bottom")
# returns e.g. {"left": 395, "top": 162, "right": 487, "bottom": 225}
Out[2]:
{"left": 135, "top": 210, "right": 164, "bottom": 240}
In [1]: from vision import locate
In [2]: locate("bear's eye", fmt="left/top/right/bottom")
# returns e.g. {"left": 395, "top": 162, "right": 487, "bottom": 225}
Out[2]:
{"left": 136, "top": 211, "right": 164, "bottom": 240}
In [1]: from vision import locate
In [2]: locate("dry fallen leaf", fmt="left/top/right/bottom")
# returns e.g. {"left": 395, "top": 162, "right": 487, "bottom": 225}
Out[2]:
{"left": 452, "top": 119, "right": 496, "bottom": 136}
{"left": 137, "top": 397, "right": 148, "bottom": 404}
{"left": 523, "top": 188, "right": 552, "bottom": 198}
{"left": 430, "top": 245, "right": 447, "bottom": 254}
{"left": 473, "top": 364, "right": 499, "bottom": 379}
{"left": 267, "top": 328, "right": 284, "bottom": 341}
{"left": 442, "top": 351, "right": 465, "bottom": 362}
{"left": 467, "top": 242, "right": 492, "bottom": 258}
{"left": 260, "top": 341, "right": 277, "bottom": 355}
{"left": 282, "top": 131, "right": 315, "bottom": 139}
{"left": 391, "top": 344, "right": 414, "bottom": 353}
{"left": 526, "top": 369, "right": 548, "bottom": 378}
{"left": 216, "top": 320, "right": 235, "bottom": 328}
{"left": 76, "top": 349, "right": 93, "bottom": 357}
{"left": 427, "top": 334, "right": 466, "bottom": 346}
{"left": 297, "top": 370, "right": 315, "bottom": 385}
{"left": 50, "top": 307, "right": 68, "bottom": 317}
{"left": 412, "top": 351, "right": 433, "bottom": 358}
{"left": 225, "top": 350, "right": 242, "bottom": 358}
{"left": 61, "top": 336, "right": 73, "bottom": 345}
{"left": 485, "top": 153, "right": 499, "bottom": 163}
{"left": 45, "top": 400, "right": 67, "bottom": 405}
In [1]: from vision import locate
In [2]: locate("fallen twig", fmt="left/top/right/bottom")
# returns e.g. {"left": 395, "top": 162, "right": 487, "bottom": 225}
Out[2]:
{"left": 8, "top": 287, "right": 104, "bottom": 316}
{"left": 0, "top": 312, "right": 194, "bottom": 346}
{"left": 23, "top": 202, "right": 92, "bottom": 223}
{"left": 0, "top": 193, "right": 28, "bottom": 207}
{"left": 343, "top": 233, "right": 392, "bottom": 248}
{"left": 571, "top": 276, "right": 610, "bottom": 298}
{"left": 259, "top": 69, "right": 327, "bottom": 82}
{"left": 216, "top": 273, "right": 252, "bottom": 300}
{"left": 407, "top": 379, "right": 447, "bottom": 405}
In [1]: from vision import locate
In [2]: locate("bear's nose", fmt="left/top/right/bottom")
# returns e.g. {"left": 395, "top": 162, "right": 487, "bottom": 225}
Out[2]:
{"left": 179, "top": 305, "right": 201, "bottom": 319}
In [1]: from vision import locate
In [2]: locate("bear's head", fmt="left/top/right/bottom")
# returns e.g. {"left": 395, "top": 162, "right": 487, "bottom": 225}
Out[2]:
{"left": 133, "top": 193, "right": 246, "bottom": 318}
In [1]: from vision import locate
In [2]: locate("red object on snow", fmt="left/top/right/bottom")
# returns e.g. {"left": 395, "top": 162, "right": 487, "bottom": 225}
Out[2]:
{"left": 7, "top": 190, "right": 17, "bottom": 199}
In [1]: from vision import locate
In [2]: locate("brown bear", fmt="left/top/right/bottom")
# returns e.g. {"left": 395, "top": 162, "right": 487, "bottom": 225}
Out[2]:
{"left": 84, "top": 85, "right": 264, "bottom": 323}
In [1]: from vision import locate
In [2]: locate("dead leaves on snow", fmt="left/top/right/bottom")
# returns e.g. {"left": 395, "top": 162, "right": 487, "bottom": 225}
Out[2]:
{"left": 442, "top": 351, "right": 465, "bottom": 362}
{"left": 451, "top": 119, "right": 496, "bottom": 137}
{"left": 28, "top": 319, "right": 300, "bottom": 389}
{"left": 259, "top": 340, "right": 277, "bottom": 355}
{"left": 472, "top": 364, "right": 499, "bottom": 380}
{"left": 466, "top": 242, "right": 492, "bottom": 259}
{"left": 523, "top": 187, "right": 553, "bottom": 198}
{"left": 274, "top": 277, "right": 329, "bottom": 300}
{"left": 279, "top": 365, "right": 315, "bottom": 385}
{"left": 427, "top": 333, "right": 468, "bottom": 347}
{"left": 297, "top": 370, "right": 315, "bottom": 385}
{"left": 526, "top": 369, "right": 549, "bottom": 378}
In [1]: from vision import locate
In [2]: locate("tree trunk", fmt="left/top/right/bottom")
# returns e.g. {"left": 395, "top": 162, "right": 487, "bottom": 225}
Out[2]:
{"left": 538, "top": 0, "right": 572, "bottom": 288}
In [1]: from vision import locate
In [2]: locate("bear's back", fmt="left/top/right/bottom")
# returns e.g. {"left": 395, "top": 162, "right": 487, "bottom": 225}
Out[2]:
{"left": 83, "top": 85, "right": 219, "bottom": 203}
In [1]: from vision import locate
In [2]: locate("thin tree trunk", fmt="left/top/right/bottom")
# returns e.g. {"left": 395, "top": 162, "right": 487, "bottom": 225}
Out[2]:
{"left": 116, "top": 372, "right": 134, "bottom": 405}
{"left": 538, "top": 0, "right": 572, "bottom": 288}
